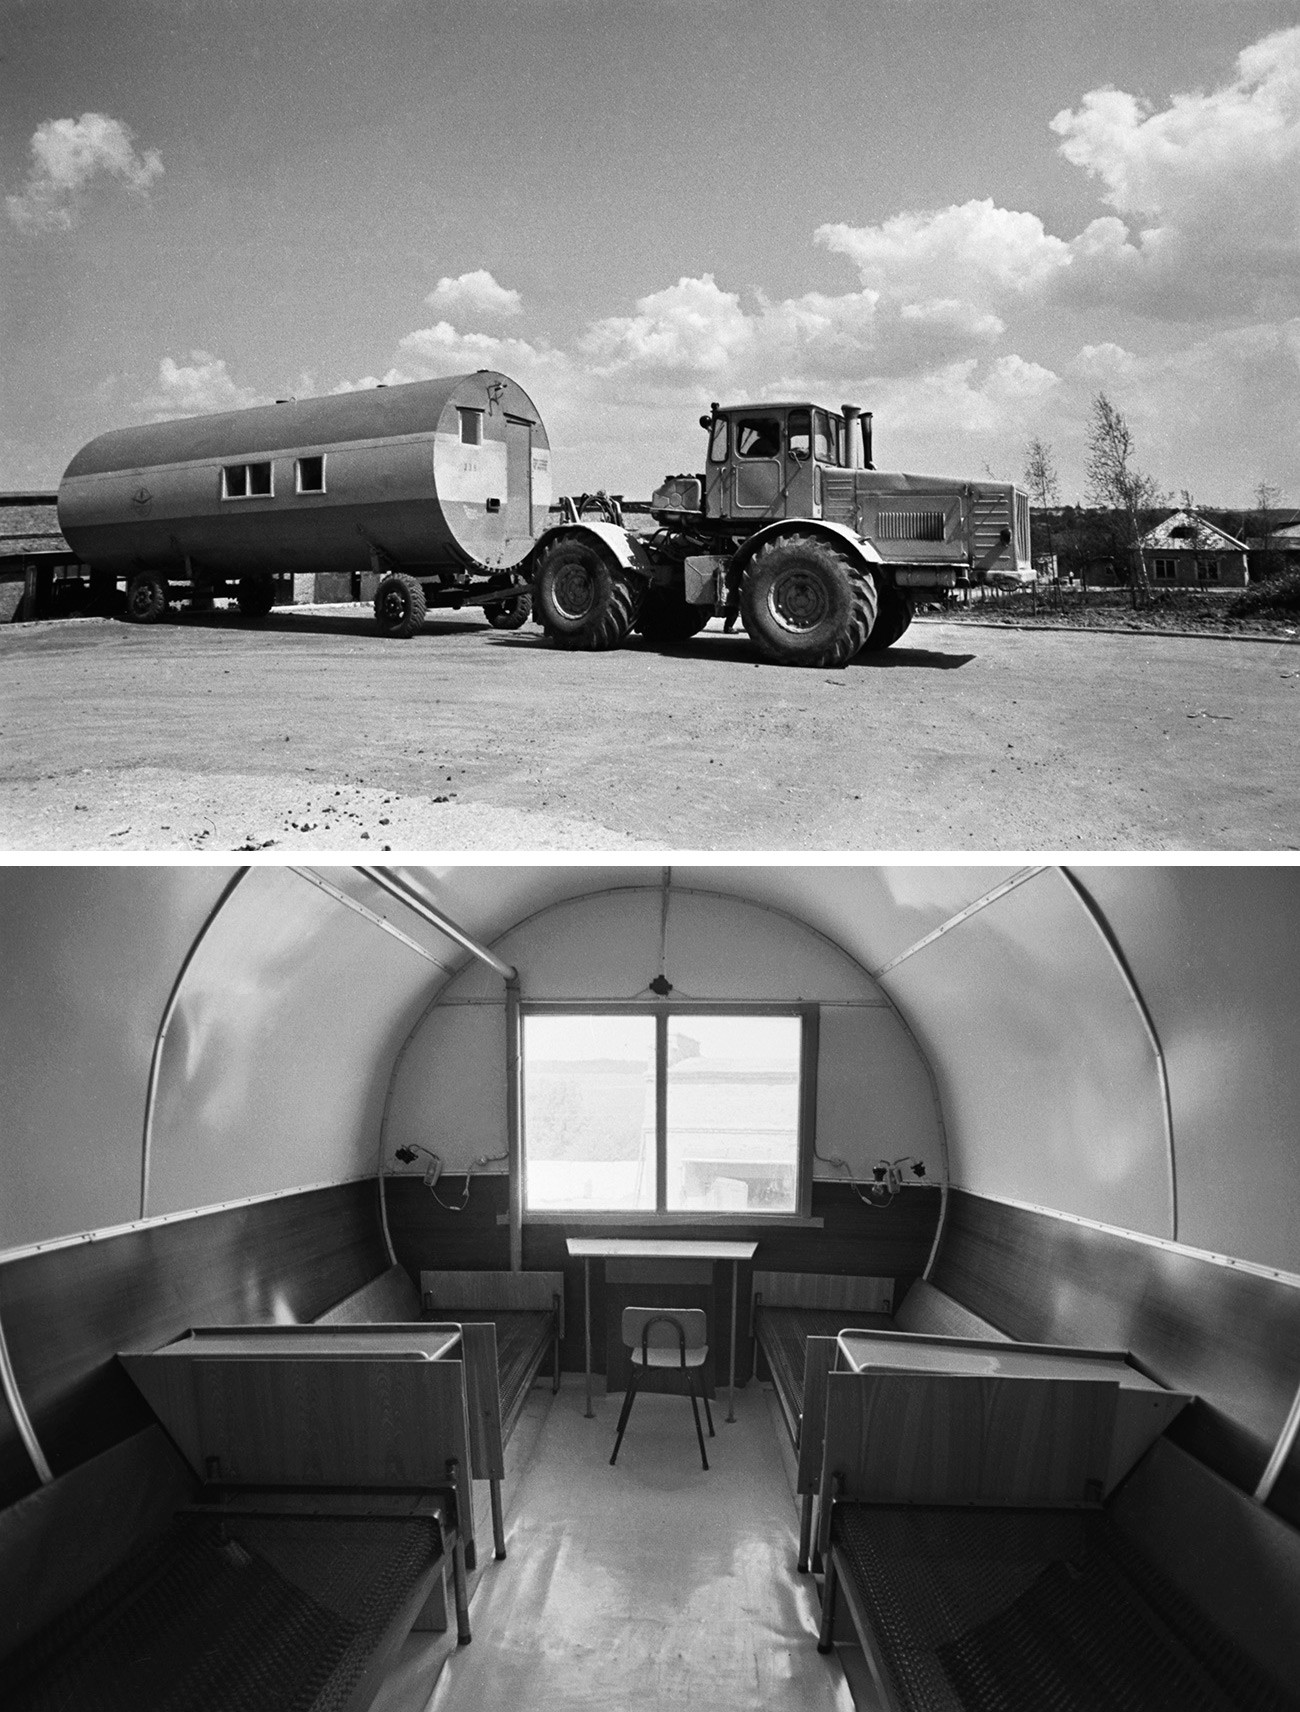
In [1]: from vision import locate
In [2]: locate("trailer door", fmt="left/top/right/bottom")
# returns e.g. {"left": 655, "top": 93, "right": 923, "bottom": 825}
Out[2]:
{"left": 505, "top": 416, "right": 533, "bottom": 547}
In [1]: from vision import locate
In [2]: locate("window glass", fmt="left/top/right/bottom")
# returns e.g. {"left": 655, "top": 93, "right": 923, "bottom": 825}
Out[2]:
{"left": 522, "top": 1014, "right": 656, "bottom": 1212}
{"left": 459, "top": 408, "right": 483, "bottom": 446}
{"left": 787, "top": 409, "right": 811, "bottom": 459}
{"left": 665, "top": 1015, "right": 801, "bottom": 1213}
{"left": 708, "top": 417, "right": 728, "bottom": 462}
{"left": 736, "top": 418, "right": 782, "bottom": 459}
{"left": 296, "top": 455, "right": 325, "bottom": 493}
{"left": 813, "top": 411, "right": 836, "bottom": 462}
{"left": 222, "top": 464, "right": 247, "bottom": 499}
{"left": 248, "top": 462, "right": 272, "bottom": 497}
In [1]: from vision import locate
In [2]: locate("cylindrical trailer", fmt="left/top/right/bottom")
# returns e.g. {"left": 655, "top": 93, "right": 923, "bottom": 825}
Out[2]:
{"left": 57, "top": 371, "right": 552, "bottom": 632}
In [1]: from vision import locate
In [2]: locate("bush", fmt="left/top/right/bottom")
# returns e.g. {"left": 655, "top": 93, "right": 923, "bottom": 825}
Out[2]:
{"left": 1228, "top": 565, "right": 1300, "bottom": 618}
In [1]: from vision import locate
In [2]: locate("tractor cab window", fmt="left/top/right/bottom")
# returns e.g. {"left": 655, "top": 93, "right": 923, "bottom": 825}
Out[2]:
{"left": 708, "top": 417, "right": 728, "bottom": 462}
{"left": 813, "top": 410, "right": 837, "bottom": 463}
{"left": 736, "top": 418, "right": 782, "bottom": 459}
{"left": 787, "top": 409, "right": 811, "bottom": 459}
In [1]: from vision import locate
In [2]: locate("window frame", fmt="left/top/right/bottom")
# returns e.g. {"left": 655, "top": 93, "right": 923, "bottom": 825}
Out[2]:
{"left": 221, "top": 461, "right": 274, "bottom": 501}
{"left": 295, "top": 454, "right": 326, "bottom": 494}
{"left": 519, "top": 1000, "right": 819, "bottom": 1226}
{"left": 458, "top": 407, "right": 483, "bottom": 446}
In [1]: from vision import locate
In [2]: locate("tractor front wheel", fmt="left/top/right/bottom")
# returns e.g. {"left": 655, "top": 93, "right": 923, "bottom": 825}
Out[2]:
{"left": 861, "top": 585, "right": 913, "bottom": 651}
{"left": 483, "top": 593, "right": 531, "bottom": 630}
{"left": 532, "top": 538, "right": 644, "bottom": 650}
{"left": 125, "top": 571, "right": 171, "bottom": 624}
{"left": 374, "top": 573, "right": 427, "bottom": 638}
{"left": 740, "top": 534, "right": 877, "bottom": 667}
{"left": 236, "top": 573, "right": 276, "bottom": 618}
{"left": 635, "top": 587, "right": 711, "bottom": 646}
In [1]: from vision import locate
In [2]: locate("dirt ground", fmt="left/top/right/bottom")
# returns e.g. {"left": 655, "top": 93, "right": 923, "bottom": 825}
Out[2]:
{"left": 2, "top": 605, "right": 1297, "bottom": 851}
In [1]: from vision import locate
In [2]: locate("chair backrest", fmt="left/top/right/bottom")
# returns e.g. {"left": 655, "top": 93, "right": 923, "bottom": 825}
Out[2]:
{"left": 622, "top": 1307, "right": 708, "bottom": 1354}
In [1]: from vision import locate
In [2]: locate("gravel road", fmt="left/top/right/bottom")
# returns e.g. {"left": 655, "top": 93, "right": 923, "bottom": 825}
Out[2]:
{"left": 2, "top": 607, "right": 1296, "bottom": 851}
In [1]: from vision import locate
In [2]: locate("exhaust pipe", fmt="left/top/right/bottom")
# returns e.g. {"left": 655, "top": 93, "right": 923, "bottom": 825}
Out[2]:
{"left": 841, "top": 405, "right": 863, "bottom": 469}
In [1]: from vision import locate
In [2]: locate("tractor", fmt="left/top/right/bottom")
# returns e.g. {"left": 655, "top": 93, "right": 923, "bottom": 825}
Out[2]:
{"left": 532, "top": 402, "right": 1032, "bottom": 667}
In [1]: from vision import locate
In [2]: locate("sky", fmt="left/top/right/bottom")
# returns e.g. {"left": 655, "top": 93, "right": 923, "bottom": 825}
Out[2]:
{"left": 4, "top": 0, "right": 1300, "bottom": 506}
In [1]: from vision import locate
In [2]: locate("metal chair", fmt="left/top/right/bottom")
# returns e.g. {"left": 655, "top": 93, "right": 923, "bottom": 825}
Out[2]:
{"left": 609, "top": 1307, "right": 715, "bottom": 1470}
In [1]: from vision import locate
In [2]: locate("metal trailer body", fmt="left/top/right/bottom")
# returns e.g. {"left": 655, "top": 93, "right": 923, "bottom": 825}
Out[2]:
{"left": 530, "top": 399, "right": 1033, "bottom": 667}
{"left": 57, "top": 372, "right": 551, "bottom": 627}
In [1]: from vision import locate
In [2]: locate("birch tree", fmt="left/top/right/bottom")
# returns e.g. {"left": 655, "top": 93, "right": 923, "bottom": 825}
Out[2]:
{"left": 1084, "top": 393, "right": 1163, "bottom": 600}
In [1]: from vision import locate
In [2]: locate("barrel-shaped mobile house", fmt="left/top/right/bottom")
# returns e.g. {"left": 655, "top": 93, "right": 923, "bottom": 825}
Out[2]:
{"left": 2, "top": 864, "right": 1298, "bottom": 1710}
{"left": 57, "top": 372, "right": 552, "bottom": 631}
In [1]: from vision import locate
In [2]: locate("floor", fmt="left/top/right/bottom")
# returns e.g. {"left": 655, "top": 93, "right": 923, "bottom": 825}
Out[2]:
{"left": 423, "top": 1377, "right": 855, "bottom": 1712}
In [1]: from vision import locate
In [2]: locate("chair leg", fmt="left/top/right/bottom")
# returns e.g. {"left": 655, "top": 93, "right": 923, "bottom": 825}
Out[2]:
{"left": 817, "top": 1550, "right": 838, "bottom": 1654}
{"left": 701, "top": 1384, "right": 715, "bottom": 1438}
{"left": 610, "top": 1365, "right": 641, "bottom": 1465}
{"left": 490, "top": 1477, "right": 506, "bottom": 1560}
{"left": 687, "top": 1374, "right": 710, "bottom": 1471}
{"left": 797, "top": 1492, "right": 814, "bottom": 1573}
{"left": 553, "top": 1332, "right": 561, "bottom": 1394}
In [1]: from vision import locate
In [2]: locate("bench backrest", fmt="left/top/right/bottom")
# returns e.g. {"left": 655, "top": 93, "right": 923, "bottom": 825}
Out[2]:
{"left": 892, "top": 1278, "right": 1010, "bottom": 1340}
{"left": 820, "top": 1369, "right": 1117, "bottom": 1518}
{"left": 421, "top": 1269, "right": 565, "bottom": 1338}
{"left": 751, "top": 1271, "right": 894, "bottom": 1316}
{"left": 315, "top": 1264, "right": 422, "bottom": 1324}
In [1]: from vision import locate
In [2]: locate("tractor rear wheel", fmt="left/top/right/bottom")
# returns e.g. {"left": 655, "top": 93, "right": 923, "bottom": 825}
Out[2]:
{"left": 532, "top": 537, "right": 644, "bottom": 650}
{"left": 483, "top": 593, "right": 531, "bottom": 630}
{"left": 861, "top": 585, "right": 913, "bottom": 650}
{"left": 236, "top": 573, "right": 276, "bottom": 618}
{"left": 125, "top": 571, "right": 170, "bottom": 624}
{"left": 635, "top": 587, "right": 711, "bottom": 646}
{"left": 374, "top": 572, "right": 427, "bottom": 638}
{"left": 740, "top": 534, "right": 877, "bottom": 667}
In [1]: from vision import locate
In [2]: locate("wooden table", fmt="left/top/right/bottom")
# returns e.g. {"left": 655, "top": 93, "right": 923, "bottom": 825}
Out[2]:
{"left": 566, "top": 1238, "right": 758, "bottom": 1423}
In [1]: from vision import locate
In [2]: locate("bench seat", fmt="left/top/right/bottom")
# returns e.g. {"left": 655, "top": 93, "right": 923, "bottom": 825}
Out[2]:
{"left": 820, "top": 1503, "right": 1295, "bottom": 1712}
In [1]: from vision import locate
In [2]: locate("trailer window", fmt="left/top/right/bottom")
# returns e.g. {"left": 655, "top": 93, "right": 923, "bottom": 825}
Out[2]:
{"left": 813, "top": 411, "right": 836, "bottom": 463}
{"left": 296, "top": 455, "right": 325, "bottom": 493}
{"left": 522, "top": 1007, "right": 810, "bottom": 1217}
{"left": 708, "top": 417, "right": 728, "bottom": 462}
{"left": 736, "top": 418, "right": 781, "bottom": 459}
{"left": 459, "top": 408, "right": 483, "bottom": 446}
{"left": 787, "top": 410, "right": 811, "bottom": 459}
{"left": 222, "top": 462, "right": 272, "bottom": 500}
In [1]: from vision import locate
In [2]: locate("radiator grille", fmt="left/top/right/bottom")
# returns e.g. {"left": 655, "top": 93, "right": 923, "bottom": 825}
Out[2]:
{"left": 877, "top": 509, "right": 946, "bottom": 542}
{"left": 973, "top": 495, "right": 1009, "bottom": 559}
{"left": 1015, "top": 491, "right": 1031, "bottom": 561}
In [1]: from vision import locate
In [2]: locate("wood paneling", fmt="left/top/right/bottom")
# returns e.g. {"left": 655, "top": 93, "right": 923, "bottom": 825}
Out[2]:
{"left": 821, "top": 1370, "right": 1117, "bottom": 1508}
{"left": 752, "top": 1272, "right": 894, "bottom": 1313}
{"left": 0, "top": 1181, "right": 387, "bottom": 1506}
{"left": 931, "top": 1191, "right": 1300, "bottom": 1503}
{"left": 386, "top": 1177, "right": 941, "bottom": 1385}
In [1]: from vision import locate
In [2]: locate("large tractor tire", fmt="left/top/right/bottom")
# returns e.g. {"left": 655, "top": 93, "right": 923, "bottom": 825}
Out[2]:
{"left": 236, "top": 573, "right": 276, "bottom": 618}
{"left": 861, "top": 585, "right": 913, "bottom": 651}
{"left": 125, "top": 570, "right": 171, "bottom": 624}
{"left": 635, "top": 587, "right": 711, "bottom": 646}
{"left": 740, "top": 533, "right": 877, "bottom": 667}
{"left": 483, "top": 593, "right": 531, "bottom": 630}
{"left": 374, "top": 572, "right": 427, "bottom": 638}
{"left": 532, "top": 536, "right": 644, "bottom": 650}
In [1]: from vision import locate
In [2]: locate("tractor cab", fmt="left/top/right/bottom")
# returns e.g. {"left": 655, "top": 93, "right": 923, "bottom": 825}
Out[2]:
{"left": 701, "top": 401, "right": 872, "bottom": 524}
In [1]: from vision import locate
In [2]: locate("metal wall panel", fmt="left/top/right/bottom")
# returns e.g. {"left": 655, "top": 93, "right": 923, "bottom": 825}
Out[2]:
{"left": 0, "top": 868, "right": 233, "bottom": 1251}
{"left": 1071, "top": 868, "right": 1300, "bottom": 1275}
{"left": 147, "top": 868, "right": 436, "bottom": 1216}
{"left": 883, "top": 868, "right": 1172, "bottom": 1235}
{"left": 384, "top": 887, "right": 940, "bottom": 1182}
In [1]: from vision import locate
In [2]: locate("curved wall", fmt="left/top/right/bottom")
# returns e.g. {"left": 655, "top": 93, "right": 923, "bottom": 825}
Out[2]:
{"left": 384, "top": 885, "right": 944, "bottom": 1186}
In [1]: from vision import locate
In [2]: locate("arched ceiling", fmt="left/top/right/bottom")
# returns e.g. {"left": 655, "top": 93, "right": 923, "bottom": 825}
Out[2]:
{"left": 3, "top": 863, "right": 1297, "bottom": 1277}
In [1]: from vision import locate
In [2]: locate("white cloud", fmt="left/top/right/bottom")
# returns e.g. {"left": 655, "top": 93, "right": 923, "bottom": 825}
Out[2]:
{"left": 425, "top": 269, "right": 523, "bottom": 321}
{"left": 582, "top": 274, "right": 755, "bottom": 375}
{"left": 819, "top": 202, "right": 1069, "bottom": 304}
{"left": 140, "top": 352, "right": 270, "bottom": 419}
{"left": 7, "top": 113, "right": 162, "bottom": 233}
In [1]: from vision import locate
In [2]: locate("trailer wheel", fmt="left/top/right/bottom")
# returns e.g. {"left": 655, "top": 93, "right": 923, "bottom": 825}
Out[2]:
{"left": 374, "top": 573, "right": 427, "bottom": 638}
{"left": 634, "top": 588, "right": 711, "bottom": 646}
{"left": 125, "top": 571, "right": 171, "bottom": 624}
{"left": 483, "top": 594, "right": 531, "bottom": 630}
{"left": 740, "top": 534, "right": 877, "bottom": 667}
{"left": 236, "top": 574, "right": 276, "bottom": 618}
{"left": 861, "top": 586, "right": 913, "bottom": 651}
{"left": 533, "top": 538, "right": 644, "bottom": 650}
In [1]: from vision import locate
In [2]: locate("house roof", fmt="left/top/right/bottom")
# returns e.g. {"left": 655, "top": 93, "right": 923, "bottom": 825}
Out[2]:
{"left": 1140, "top": 510, "right": 1248, "bottom": 552}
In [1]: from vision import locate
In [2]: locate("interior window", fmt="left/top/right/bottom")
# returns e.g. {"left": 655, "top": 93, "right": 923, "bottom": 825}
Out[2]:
{"left": 522, "top": 1008, "right": 807, "bottom": 1216}
{"left": 736, "top": 418, "right": 782, "bottom": 459}
{"left": 787, "top": 410, "right": 811, "bottom": 459}
{"left": 708, "top": 417, "right": 729, "bottom": 463}
{"left": 459, "top": 408, "right": 483, "bottom": 446}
